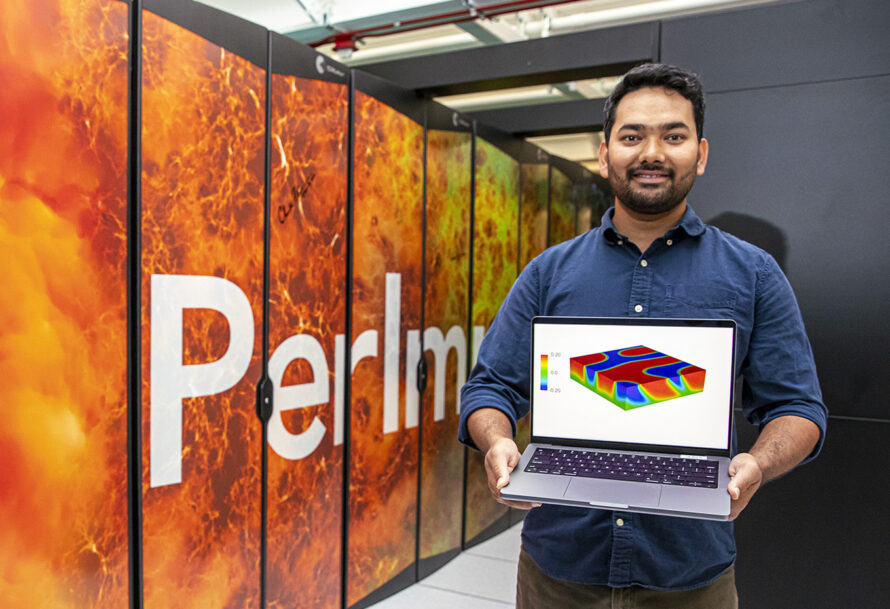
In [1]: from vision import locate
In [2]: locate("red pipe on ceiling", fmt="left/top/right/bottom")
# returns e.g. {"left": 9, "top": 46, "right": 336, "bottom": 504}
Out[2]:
{"left": 309, "top": 0, "right": 587, "bottom": 49}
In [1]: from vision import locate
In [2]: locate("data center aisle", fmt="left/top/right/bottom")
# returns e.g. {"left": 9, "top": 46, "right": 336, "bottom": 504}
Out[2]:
{"left": 368, "top": 522, "right": 523, "bottom": 608}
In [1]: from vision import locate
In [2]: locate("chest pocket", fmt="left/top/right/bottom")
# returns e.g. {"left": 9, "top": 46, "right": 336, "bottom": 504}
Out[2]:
{"left": 665, "top": 284, "right": 738, "bottom": 318}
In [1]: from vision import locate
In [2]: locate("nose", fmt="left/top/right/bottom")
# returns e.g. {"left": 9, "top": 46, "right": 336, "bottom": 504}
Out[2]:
{"left": 639, "top": 136, "right": 665, "bottom": 164}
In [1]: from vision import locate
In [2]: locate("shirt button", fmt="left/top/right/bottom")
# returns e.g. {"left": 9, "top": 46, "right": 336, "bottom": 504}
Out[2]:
{"left": 634, "top": 304, "right": 643, "bottom": 313}
{"left": 640, "top": 259, "right": 648, "bottom": 267}
{"left": 666, "top": 239, "right": 673, "bottom": 246}
{"left": 616, "top": 518, "right": 625, "bottom": 527}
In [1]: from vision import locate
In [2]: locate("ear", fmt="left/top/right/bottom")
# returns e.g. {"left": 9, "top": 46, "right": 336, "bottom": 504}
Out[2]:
{"left": 696, "top": 137, "right": 709, "bottom": 176}
{"left": 598, "top": 140, "right": 610, "bottom": 179}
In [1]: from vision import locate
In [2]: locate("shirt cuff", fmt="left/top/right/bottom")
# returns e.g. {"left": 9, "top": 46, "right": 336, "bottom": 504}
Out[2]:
{"left": 757, "top": 403, "right": 828, "bottom": 465}
{"left": 458, "top": 389, "right": 520, "bottom": 451}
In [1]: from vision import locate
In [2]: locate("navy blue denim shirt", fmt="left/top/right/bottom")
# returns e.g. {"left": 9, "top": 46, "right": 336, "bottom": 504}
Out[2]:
{"left": 458, "top": 205, "right": 827, "bottom": 590}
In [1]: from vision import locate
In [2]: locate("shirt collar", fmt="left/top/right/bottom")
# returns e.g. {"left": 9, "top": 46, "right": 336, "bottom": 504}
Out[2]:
{"left": 600, "top": 204, "right": 706, "bottom": 244}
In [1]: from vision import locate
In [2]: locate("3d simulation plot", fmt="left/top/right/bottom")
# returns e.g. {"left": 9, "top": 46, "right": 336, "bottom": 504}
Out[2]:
{"left": 570, "top": 346, "right": 706, "bottom": 410}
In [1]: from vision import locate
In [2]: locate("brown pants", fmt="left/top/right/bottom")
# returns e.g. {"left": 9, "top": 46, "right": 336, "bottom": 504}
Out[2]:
{"left": 517, "top": 546, "right": 739, "bottom": 609}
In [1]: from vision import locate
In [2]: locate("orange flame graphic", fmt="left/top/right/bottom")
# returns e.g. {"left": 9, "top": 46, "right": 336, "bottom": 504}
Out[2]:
{"left": 515, "top": 161, "right": 550, "bottom": 453}
{"left": 349, "top": 91, "right": 423, "bottom": 605}
{"left": 0, "top": 0, "right": 129, "bottom": 607}
{"left": 419, "top": 130, "right": 472, "bottom": 560}
{"left": 266, "top": 71, "right": 348, "bottom": 609}
{"left": 140, "top": 10, "right": 265, "bottom": 609}
{"left": 464, "top": 138, "right": 519, "bottom": 543}
{"left": 550, "top": 167, "right": 576, "bottom": 245}
{"left": 520, "top": 163, "right": 549, "bottom": 270}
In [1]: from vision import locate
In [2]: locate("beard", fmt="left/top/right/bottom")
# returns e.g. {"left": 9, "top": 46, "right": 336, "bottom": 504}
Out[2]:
{"left": 607, "top": 162, "right": 697, "bottom": 215}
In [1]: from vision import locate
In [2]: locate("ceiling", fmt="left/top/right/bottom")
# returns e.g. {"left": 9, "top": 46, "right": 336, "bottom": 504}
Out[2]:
{"left": 196, "top": 0, "right": 780, "bottom": 168}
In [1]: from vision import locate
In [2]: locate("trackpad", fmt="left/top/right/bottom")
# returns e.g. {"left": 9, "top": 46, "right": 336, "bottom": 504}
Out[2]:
{"left": 564, "top": 478, "right": 661, "bottom": 508}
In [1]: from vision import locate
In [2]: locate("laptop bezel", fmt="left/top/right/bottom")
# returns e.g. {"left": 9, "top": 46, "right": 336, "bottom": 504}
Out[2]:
{"left": 529, "top": 316, "right": 737, "bottom": 459}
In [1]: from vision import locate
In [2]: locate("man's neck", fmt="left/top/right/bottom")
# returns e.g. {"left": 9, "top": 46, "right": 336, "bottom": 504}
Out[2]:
{"left": 611, "top": 201, "right": 687, "bottom": 253}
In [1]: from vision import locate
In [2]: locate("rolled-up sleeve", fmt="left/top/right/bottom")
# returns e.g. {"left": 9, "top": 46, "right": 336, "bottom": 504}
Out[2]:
{"left": 458, "top": 260, "right": 540, "bottom": 450}
{"left": 740, "top": 255, "right": 828, "bottom": 463}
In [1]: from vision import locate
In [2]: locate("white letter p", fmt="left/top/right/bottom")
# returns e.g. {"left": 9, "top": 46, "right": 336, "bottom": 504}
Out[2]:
{"left": 150, "top": 274, "right": 254, "bottom": 488}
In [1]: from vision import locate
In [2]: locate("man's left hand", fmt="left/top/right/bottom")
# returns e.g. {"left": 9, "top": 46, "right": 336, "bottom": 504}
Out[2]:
{"left": 726, "top": 453, "right": 763, "bottom": 521}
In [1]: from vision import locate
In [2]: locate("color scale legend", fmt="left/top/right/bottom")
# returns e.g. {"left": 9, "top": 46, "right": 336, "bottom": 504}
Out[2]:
{"left": 540, "top": 355, "right": 548, "bottom": 391}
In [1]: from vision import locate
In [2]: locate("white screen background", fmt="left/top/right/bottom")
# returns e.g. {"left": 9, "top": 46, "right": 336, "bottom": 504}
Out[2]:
{"left": 533, "top": 322, "right": 734, "bottom": 450}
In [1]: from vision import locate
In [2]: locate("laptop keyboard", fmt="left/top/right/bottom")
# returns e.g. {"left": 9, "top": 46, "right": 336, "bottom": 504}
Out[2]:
{"left": 524, "top": 447, "right": 719, "bottom": 489}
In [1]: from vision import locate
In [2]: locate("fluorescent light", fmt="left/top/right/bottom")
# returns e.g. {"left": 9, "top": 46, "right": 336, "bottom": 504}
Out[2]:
{"left": 322, "top": 0, "right": 444, "bottom": 23}
{"left": 195, "top": 0, "right": 315, "bottom": 31}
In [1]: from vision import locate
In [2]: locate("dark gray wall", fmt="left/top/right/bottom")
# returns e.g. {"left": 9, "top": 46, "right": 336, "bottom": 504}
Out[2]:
{"left": 662, "top": 1, "right": 890, "bottom": 606}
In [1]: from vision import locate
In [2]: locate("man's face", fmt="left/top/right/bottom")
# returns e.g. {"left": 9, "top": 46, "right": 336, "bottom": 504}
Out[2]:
{"left": 599, "top": 86, "right": 708, "bottom": 215}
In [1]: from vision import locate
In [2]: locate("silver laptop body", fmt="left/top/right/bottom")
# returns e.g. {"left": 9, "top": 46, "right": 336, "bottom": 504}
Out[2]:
{"left": 500, "top": 317, "right": 736, "bottom": 521}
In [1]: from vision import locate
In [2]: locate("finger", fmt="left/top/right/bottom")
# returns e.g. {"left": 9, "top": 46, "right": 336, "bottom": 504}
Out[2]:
{"left": 496, "top": 497, "right": 542, "bottom": 510}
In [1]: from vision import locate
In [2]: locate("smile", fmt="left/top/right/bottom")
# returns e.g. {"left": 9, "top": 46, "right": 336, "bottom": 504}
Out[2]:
{"left": 631, "top": 171, "right": 671, "bottom": 185}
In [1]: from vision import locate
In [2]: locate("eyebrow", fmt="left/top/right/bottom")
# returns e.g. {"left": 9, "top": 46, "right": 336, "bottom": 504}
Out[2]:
{"left": 617, "top": 122, "right": 691, "bottom": 132}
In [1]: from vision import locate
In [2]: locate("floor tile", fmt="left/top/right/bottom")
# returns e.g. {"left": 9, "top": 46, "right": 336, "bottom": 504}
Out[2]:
{"left": 366, "top": 584, "right": 512, "bottom": 609}
{"left": 467, "top": 521, "right": 523, "bottom": 561}
{"left": 421, "top": 552, "right": 518, "bottom": 603}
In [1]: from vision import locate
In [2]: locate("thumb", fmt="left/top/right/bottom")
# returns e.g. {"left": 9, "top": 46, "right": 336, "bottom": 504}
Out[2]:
{"left": 728, "top": 455, "right": 758, "bottom": 500}
{"left": 728, "top": 481, "right": 741, "bottom": 500}
{"left": 727, "top": 471, "right": 741, "bottom": 499}
{"left": 494, "top": 452, "right": 517, "bottom": 490}
{"left": 495, "top": 465, "right": 510, "bottom": 490}
{"left": 727, "top": 456, "right": 744, "bottom": 499}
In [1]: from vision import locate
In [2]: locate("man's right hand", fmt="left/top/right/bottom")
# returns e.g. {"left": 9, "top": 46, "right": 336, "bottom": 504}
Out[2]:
{"left": 468, "top": 407, "right": 541, "bottom": 510}
{"left": 484, "top": 436, "right": 541, "bottom": 510}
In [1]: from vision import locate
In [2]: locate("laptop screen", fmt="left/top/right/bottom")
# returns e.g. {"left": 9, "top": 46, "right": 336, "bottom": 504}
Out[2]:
{"left": 531, "top": 317, "right": 735, "bottom": 453}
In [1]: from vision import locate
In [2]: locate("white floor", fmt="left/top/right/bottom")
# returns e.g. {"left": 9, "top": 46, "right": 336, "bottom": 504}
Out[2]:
{"left": 367, "top": 522, "right": 523, "bottom": 609}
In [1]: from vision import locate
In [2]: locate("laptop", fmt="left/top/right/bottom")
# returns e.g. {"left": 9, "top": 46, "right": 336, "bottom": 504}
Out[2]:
{"left": 500, "top": 316, "right": 736, "bottom": 521}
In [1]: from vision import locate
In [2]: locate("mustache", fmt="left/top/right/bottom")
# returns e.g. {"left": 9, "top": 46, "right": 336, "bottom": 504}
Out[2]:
{"left": 627, "top": 164, "right": 675, "bottom": 179}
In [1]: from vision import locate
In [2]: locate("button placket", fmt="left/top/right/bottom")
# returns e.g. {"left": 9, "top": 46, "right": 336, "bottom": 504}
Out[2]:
{"left": 630, "top": 250, "right": 652, "bottom": 316}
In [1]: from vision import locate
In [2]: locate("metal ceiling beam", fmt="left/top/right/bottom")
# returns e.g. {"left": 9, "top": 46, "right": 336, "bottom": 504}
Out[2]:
{"left": 285, "top": 0, "right": 584, "bottom": 46}
{"left": 465, "top": 96, "right": 607, "bottom": 136}
{"left": 456, "top": 21, "right": 509, "bottom": 45}
{"left": 359, "top": 21, "right": 656, "bottom": 96}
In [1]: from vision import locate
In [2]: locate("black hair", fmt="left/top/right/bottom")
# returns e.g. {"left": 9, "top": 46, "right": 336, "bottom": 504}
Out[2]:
{"left": 602, "top": 63, "right": 705, "bottom": 142}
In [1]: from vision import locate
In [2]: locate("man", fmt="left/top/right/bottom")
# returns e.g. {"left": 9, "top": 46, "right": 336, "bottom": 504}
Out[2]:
{"left": 458, "top": 64, "right": 827, "bottom": 608}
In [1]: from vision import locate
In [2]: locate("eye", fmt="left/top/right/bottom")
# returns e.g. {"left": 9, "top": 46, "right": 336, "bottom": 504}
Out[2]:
{"left": 666, "top": 134, "right": 686, "bottom": 143}
{"left": 621, "top": 134, "right": 640, "bottom": 143}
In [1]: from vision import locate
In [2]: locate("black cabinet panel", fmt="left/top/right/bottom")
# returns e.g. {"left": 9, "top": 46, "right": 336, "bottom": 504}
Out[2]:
{"left": 735, "top": 417, "right": 890, "bottom": 608}
{"left": 662, "top": 0, "right": 890, "bottom": 92}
